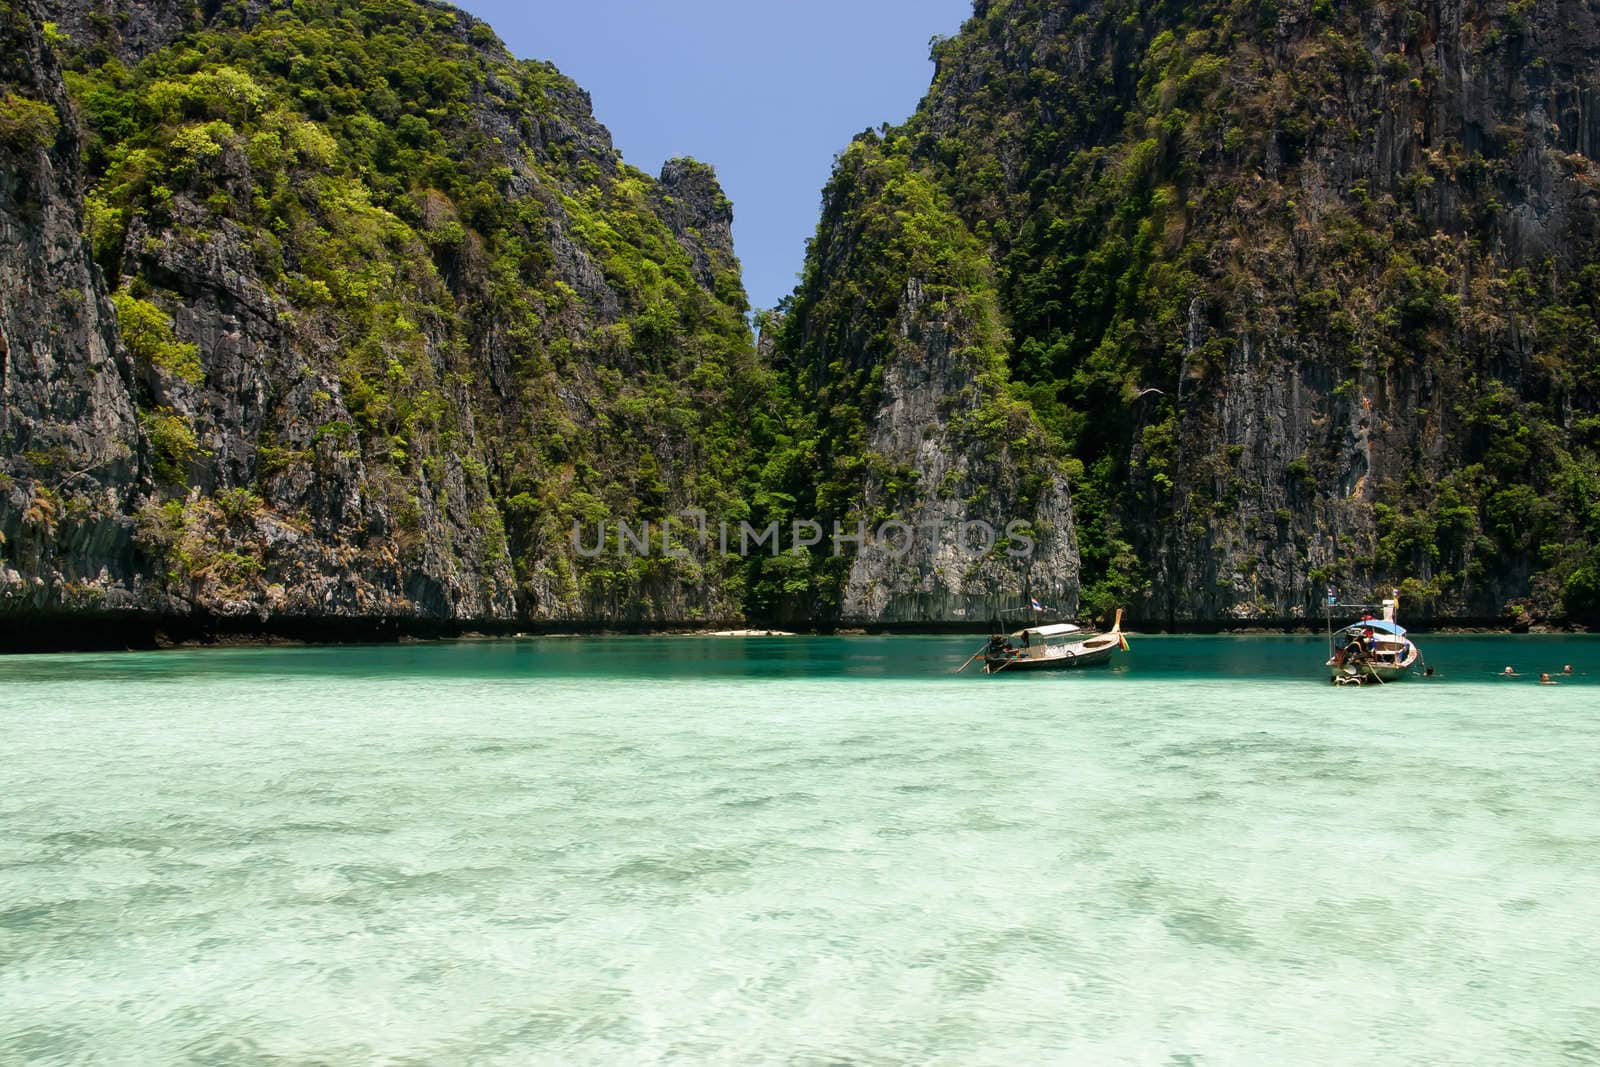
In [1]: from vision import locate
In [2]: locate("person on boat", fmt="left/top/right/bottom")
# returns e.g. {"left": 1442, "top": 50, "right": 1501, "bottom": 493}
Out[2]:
{"left": 1363, "top": 628, "right": 1378, "bottom": 656}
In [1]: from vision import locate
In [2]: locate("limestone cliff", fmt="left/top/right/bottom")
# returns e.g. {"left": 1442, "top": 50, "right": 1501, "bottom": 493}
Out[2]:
{"left": 777, "top": 0, "right": 1600, "bottom": 626}
{"left": 0, "top": 0, "right": 150, "bottom": 615}
{"left": 0, "top": 0, "right": 769, "bottom": 638}
{"left": 757, "top": 140, "right": 1080, "bottom": 628}
{"left": 7, "top": 0, "right": 1598, "bottom": 640}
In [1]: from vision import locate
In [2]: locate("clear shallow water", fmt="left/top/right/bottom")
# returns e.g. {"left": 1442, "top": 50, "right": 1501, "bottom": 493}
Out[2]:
{"left": 2, "top": 635, "right": 1598, "bottom": 1064}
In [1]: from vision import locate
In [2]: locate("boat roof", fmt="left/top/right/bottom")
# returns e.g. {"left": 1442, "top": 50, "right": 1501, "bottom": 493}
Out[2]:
{"left": 1339, "top": 619, "right": 1407, "bottom": 637}
{"left": 1013, "top": 623, "right": 1084, "bottom": 638}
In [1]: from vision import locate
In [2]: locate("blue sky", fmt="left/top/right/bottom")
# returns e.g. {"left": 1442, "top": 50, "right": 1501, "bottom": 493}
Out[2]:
{"left": 456, "top": 0, "right": 975, "bottom": 312}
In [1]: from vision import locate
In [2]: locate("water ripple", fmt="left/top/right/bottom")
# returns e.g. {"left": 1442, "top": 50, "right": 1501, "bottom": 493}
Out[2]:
{"left": 2, "top": 635, "right": 1599, "bottom": 1062}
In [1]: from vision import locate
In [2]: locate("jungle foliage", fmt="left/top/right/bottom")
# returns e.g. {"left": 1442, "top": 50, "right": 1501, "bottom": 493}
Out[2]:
{"left": 54, "top": 0, "right": 773, "bottom": 618}
{"left": 30, "top": 0, "right": 1600, "bottom": 625}
{"left": 774, "top": 0, "right": 1600, "bottom": 622}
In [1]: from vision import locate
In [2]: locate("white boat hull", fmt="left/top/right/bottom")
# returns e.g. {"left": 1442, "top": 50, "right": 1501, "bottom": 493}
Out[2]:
{"left": 1327, "top": 640, "right": 1421, "bottom": 684}
{"left": 986, "top": 637, "right": 1117, "bottom": 673}
{"left": 977, "top": 610, "right": 1128, "bottom": 676}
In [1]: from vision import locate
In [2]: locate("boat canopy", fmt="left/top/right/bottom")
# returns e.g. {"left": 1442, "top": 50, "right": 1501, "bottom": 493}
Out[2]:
{"left": 1339, "top": 619, "right": 1407, "bottom": 637}
{"left": 1014, "top": 623, "right": 1084, "bottom": 638}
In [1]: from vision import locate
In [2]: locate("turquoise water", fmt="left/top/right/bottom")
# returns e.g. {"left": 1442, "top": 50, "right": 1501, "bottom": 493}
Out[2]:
{"left": 2, "top": 635, "right": 1598, "bottom": 1064}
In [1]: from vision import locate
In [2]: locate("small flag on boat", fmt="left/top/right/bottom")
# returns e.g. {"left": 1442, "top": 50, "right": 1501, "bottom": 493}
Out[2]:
{"left": 1030, "top": 597, "right": 1044, "bottom": 612}
{"left": 1118, "top": 633, "right": 1131, "bottom": 652}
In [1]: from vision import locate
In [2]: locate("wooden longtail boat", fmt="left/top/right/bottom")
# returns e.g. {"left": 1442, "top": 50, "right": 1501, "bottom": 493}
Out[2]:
{"left": 965, "top": 609, "right": 1129, "bottom": 675}
{"left": 1326, "top": 594, "right": 1423, "bottom": 685}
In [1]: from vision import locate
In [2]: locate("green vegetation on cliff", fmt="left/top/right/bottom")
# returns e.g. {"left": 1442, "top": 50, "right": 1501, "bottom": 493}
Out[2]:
{"left": 776, "top": 0, "right": 1600, "bottom": 623}
{"left": 6, "top": 0, "right": 1597, "bottom": 631}
{"left": 758, "top": 134, "right": 1072, "bottom": 623}
{"left": 36, "top": 0, "right": 772, "bottom": 621}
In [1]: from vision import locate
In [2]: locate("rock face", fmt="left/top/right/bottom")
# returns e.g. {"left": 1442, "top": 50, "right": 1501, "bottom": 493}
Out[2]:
{"left": 835, "top": 292, "right": 1081, "bottom": 625}
{"left": 0, "top": 0, "right": 149, "bottom": 614}
{"left": 0, "top": 0, "right": 768, "bottom": 635}
{"left": 652, "top": 157, "right": 740, "bottom": 298}
{"left": 40, "top": 0, "right": 199, "bottom": 64}
{"left": 778, "top": 0, "right": 1600, "bottom": 626}
{"left": 5, "top": 0, "right": 1597, "bottom": 639}
{"left": 761, "top": 140, "right": 1081, "bottom": 628}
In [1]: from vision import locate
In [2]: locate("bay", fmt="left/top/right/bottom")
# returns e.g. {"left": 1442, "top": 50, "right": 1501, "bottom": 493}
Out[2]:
{"left": 1, "top": 635, "right": 1598, "bottom": 1064}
